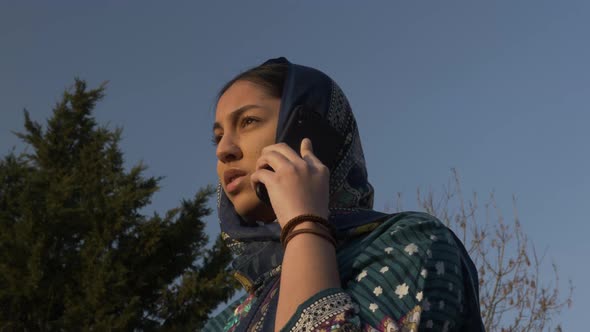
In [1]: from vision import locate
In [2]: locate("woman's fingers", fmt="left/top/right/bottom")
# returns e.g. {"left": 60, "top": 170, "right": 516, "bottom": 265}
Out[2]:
{"left": 300, "top": 138, "right": 326, "bottom": 169}
{"left": 261, "top": 142, "right": 301, "bottom": 163}
{"left": 252, "top": 139, "right": 331, "bottom": 225}
{"left": 255, "top": 150, "right": 293, "bottom": 172}
{"left": 249, "top": 166, "right": 275, "bottom": 187}
{"left": 256, "top": 139, "right": 327, "bottom": 178}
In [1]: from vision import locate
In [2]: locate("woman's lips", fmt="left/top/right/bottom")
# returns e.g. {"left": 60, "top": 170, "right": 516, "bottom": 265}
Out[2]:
{"left": 226, "top": 175, "right": 246, "bottom": 194}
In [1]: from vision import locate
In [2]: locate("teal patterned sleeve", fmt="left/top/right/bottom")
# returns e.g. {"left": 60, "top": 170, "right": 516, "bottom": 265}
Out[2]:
{"left": 280, "top": 212, "right": 475, "bottom": 332}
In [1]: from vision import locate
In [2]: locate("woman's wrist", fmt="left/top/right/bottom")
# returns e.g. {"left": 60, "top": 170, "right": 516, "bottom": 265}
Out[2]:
{"left": 291, "top": 221, "right": 330, "bottom": 233}
{"left": 280, "top": 214, "right": 333, "bottom": 246}
{"left": 284, "top": 221, "right": 336, "bottom": 249}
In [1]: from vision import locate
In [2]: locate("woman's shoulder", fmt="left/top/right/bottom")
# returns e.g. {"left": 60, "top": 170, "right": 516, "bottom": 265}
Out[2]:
{"left": 354, "top": 211, "right": 454, "bottom": 248}
{"left": 381, "top": 210, "right": 444, "bottom": 228}
{"left": 337, "top": 211, "right": 462, "bottom": 280}
{"left": 336, "top": 211, "right": 483, "bottom": 330}
{"left": 356, "top": 210, "right": 469, "bottom": 273}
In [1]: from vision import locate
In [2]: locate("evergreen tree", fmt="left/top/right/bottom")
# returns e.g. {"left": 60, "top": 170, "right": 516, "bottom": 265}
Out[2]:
{"left": 0, "top": 79, "right": 239, "bottom": 331}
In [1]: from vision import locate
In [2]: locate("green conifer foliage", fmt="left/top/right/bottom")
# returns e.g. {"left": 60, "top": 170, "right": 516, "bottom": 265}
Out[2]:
{"left": 0, "top": 79, "right": 239, "bottom": 331}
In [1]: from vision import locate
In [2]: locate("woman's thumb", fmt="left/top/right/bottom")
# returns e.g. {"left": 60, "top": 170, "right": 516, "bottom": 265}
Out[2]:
{"left": 301, "top": 138, "right": 313, "bottom": 155}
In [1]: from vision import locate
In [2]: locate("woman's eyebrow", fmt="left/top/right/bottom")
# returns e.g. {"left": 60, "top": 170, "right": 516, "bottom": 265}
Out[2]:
{"left": 212, "top": 104, "right": 263, "bottom": 132}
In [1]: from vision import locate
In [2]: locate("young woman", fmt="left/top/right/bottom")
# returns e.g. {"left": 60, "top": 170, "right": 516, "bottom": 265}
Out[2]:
{"left": 203, "top": 57, "right": 484, "bottom": 332}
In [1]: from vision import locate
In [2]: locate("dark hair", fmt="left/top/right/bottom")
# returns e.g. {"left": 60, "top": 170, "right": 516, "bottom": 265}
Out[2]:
{"left": 218, "top": 63, "right": 289, "bottom": 100}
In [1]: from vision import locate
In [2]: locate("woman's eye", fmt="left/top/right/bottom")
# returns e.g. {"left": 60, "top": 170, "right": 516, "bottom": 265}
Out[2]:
{"left": 211, "top": 117, "right": 257, "bottom": 146}
{"left": 241, "top": 116, "right": 258, "bottom": 127}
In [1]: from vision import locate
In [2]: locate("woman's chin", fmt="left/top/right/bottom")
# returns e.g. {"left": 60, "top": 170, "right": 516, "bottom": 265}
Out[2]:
{"left": 232, "top": 194, "right": 276, "bottom": 223}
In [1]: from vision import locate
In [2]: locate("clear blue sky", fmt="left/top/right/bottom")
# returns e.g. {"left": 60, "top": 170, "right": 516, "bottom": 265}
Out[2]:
{"left": 1, "top": 1, "right": 587, "bottom": 329}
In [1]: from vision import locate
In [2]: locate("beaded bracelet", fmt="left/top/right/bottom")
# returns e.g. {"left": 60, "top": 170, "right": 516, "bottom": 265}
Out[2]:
{"left": 283, "top": 228, "right": 337, "bottom": 249}
{"left": 279, "top": 214, "right": 335, "bottom": 246}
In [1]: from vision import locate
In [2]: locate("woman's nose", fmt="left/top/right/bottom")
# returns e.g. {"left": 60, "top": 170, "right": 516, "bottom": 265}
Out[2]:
{"left": 216, "top": 135, "right": 242, "bottom": 163}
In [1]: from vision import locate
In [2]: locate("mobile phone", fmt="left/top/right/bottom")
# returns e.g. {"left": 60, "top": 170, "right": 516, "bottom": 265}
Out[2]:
{"left": 255, "top": 105, "right": 344, "bottom": 206}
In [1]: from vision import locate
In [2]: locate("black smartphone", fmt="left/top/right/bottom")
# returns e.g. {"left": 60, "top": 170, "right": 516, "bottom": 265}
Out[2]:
{"left": 255, "top": 105, "right": 345, "bottom": 206}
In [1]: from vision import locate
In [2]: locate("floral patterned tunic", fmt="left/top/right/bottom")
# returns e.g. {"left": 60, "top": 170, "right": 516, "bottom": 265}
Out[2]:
{"left": 203, "top": 212, "right": 483, "bottom": 331}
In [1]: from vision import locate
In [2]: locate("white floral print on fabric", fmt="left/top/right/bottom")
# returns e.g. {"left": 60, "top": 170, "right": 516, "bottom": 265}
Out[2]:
{"left": 395, "top": 283, "right": 409, "bottom": 299}
{"left": 421, "top": 269, "right": 428, "bottom": 278}
{"left": 404, "top": 243, "right": 419, "bottom": 256}
{"left": 416, "top": 291, "right": 423, "bottom": 302}
{"left": 356, "top": 270, "right": 368, "bottom": 282}
{"left": 368, "top": 303, "right": 379, "bottom": 313}
{"left": 373, "top": 286, "right": 383, "bottom": 297}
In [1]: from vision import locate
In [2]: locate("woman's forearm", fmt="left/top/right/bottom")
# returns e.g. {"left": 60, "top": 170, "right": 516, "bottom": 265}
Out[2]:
{"left": 275, "top": 221, "right": 341, "bottom": 331}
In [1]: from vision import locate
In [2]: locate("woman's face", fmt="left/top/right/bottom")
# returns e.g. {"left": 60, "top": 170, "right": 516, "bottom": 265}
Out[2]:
{"left": 214, "top": 80, "right": 280, "bottom": 223}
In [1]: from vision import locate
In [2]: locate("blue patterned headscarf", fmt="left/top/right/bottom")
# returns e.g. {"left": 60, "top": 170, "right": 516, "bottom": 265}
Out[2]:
{"left": 216, "top": 57, "right": 389, "bottom": 296}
